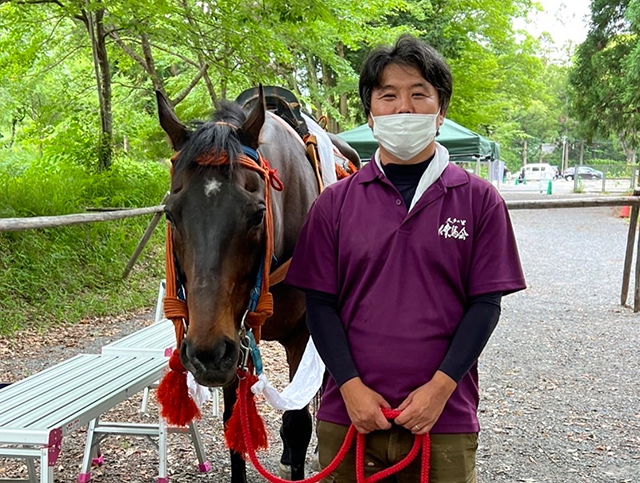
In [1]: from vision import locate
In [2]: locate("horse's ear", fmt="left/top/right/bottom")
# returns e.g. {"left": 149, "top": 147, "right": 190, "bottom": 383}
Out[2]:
{"left": 156, "top": 90, "right": 188, "bottom": 151}
{"left": 240, "top": 85, "right": 265, "bottom": 150}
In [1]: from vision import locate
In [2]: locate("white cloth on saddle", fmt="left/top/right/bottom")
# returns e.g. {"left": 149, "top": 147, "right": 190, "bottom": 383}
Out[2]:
{"left": 251, "top": 337, "right": 325, "bottom": 411}
{"left": 301, "top": 112, "right": 338, "bottom": 187}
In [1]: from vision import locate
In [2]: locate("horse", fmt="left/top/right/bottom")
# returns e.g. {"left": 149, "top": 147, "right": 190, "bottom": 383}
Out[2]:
{"left": 155, "top": 87, "right": 346, "bottom": 482}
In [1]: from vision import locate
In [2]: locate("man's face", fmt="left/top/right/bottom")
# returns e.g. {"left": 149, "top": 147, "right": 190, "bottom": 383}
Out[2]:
{"left": 367, "top": 63, "right": 444, "bottom": 126}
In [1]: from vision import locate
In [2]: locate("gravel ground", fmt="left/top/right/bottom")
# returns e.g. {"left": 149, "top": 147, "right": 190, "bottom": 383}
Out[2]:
{"left": 1, "top": 195, "right": 639, "bottom": 482}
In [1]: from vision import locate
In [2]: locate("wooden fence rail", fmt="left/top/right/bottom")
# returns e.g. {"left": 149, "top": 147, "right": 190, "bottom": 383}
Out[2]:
{"left": 0, "top": 206, "right": 163, "bottom": 232}
{"left": 3, "top": 194, "right": 640, "bottom": 310}
{"left": 2, "top": 196, "right": 640, "bottom": 233}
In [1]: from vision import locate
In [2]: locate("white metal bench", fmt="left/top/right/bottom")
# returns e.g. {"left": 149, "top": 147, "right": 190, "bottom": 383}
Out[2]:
{"left": 77, "top": 318, "right": 214, "bottom": 483}
{"left": 0, "top": 354, "right": 168, "bottom": 483}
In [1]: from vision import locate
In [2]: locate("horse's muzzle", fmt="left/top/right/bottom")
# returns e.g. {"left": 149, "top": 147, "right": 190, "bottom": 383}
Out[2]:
{"left": 180, "top": 337, "right": 239, "bottom": 387}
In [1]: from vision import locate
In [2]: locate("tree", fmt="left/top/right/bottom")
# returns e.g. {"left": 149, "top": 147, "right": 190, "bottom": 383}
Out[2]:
{"left": 568, "top": 0, "right": 639, "bottom": 163}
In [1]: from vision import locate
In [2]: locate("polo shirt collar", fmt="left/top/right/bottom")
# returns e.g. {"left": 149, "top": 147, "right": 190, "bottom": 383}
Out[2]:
{"left": 359, "top": 142, "right": 471, "bottom": 212}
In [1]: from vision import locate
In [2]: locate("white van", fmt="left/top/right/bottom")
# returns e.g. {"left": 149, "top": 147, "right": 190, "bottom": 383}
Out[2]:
{"left": 519, "top": 163, "right": 556, "bottom": 181}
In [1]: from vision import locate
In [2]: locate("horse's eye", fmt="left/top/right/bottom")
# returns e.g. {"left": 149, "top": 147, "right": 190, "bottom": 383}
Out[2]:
{"left": 249, "top": 209, "right": 265, "bottom": 227}
{"left": 165, "top": 210, "right": 177, "bottom": 226}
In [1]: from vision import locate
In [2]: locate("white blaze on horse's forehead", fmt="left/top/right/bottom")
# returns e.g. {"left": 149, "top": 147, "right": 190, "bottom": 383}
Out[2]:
{"left": 204, "top": 178, "right": 222, "bottom": 197}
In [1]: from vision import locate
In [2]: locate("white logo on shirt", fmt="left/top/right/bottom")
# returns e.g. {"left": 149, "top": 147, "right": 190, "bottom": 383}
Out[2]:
{"left": 438, "top": 218, "right": 469, "bottom": 241}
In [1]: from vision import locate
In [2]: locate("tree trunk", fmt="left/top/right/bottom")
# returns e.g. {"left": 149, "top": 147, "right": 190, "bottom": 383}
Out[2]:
{"left": 621, "top": 139, "right": 637, "bottom": 164}
{"left": 141, "top": 33, "right": 168, "bottom": 100}
{"left": 306, "top": 54, "right": 323, "bottom": 118}
{"left": 337, "top": 43, "right": 348, "bottom": 132}
{"left": 9, "top": 117, "right": 18, "bottom": 148}
{"left": 523, "top": 139, "right": 527, "bottom": 166}
{"left": 178, "top": 0, "right": 218, "bottom": 108}
{"left": 85, "top": 6, "right": 112, "bottom": 170}
{"left": 321, "top": 61, "right": 337, "bottom": 133}
{"left": 579, "top": 140, "right": 584, "bottom": 164}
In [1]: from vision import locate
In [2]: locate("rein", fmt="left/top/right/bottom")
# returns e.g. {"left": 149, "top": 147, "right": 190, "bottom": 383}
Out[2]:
{"left": 235, "top": 370, "right": 431, "bottom": 483}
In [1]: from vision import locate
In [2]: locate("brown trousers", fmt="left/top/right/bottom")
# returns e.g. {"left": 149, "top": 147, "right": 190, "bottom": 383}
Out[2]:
{"left": 317, "top": 420, "right": 478, "bottom": 483}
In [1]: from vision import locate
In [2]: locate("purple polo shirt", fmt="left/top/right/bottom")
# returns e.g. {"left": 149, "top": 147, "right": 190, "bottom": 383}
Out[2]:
{"left": 285, "top": 161, "right": 525, "bottom": 433}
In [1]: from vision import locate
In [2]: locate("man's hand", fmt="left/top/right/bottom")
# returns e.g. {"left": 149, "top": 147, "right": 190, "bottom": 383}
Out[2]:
{"left": 394, "top": 371, "right": 457, "bottom": 435}
{"left": 339, "top": 377, "right": 392, "bottom": 434}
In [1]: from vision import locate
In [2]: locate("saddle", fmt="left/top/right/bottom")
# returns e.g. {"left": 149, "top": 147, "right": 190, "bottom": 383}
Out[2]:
{"left": 235, "top": 86, "right": 310, "bottom": 139}
{"left": 235, "top": 86, "right": 357, "bottom": 190}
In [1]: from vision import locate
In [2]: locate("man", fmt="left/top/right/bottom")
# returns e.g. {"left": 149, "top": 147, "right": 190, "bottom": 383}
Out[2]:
{"left": 285, "top": 34, "right": 526, "bottom": 482}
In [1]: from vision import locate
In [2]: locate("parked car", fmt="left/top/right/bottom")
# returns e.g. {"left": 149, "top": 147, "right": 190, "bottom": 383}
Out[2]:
{"left": 563, "top": 166, "right": 604, "bottom": 180}
{"left": 518, "top": 163, "right": 556, "bottom": 181}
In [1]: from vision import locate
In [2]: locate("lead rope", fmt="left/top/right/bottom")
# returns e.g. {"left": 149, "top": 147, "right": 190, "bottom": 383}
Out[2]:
{"left": 236, "top": 371, "right": 431, "bottom": 483}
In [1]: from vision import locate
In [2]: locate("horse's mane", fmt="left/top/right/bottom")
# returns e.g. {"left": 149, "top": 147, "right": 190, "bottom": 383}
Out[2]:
{"left": 173, "top": 101, "right": 248, "bottom": 173}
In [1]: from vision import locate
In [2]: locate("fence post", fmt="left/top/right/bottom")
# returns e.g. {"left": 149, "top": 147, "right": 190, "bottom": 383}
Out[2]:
{"left": 602, "top": 167, "right": 607, "bottom": 193}
{"left": 122, "top": 192, "right": 169, "bottom": 279}
{"left": 621, "top": 199, "right": 639, "bottom": 306}
{"left": 634, "top": 218, "right": 640, "bottom": 312}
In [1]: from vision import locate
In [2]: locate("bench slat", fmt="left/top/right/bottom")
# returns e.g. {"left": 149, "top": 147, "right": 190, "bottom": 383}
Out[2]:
{"left": 101, "top": 319, "right": 176, "bottom": 358}
{"left": 0, "top": 355, "right": 168, "bottom": 445}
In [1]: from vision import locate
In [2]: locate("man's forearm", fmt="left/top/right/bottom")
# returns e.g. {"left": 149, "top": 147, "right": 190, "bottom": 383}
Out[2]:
{"left": 438, "top": 292, "right": 502, "bottom": 382}
{"left": 305, "top": 289, "right": 359, "bottom": 387}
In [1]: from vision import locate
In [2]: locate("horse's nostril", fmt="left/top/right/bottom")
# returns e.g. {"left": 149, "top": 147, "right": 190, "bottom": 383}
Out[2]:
{"left": 183, "top": 337, "right": 237, "bottom": 372}
{"left": 219, "top": 338, "right": 238, "bottom": 370}
{"left": 223, "top": 338, "right": 237, "bottom": 363}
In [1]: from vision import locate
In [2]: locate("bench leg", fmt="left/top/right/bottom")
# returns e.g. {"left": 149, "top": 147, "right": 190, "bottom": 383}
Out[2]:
{"left": 187, "top": 421, "right": 210, "bottom": 473}
{"left": 157, "top": 417, "right": 168, "bottom": 483}
{"left": 140, "top": 386, "right": 150, "bottom": 414}
{"left": 40, "top": 448, "right": 53, "bottom": 483}
{"left": 27, "top": 457, "right": 37, "bottom": 483}
{"left": 79, "top": 418, "right": 102, "bottom": 482}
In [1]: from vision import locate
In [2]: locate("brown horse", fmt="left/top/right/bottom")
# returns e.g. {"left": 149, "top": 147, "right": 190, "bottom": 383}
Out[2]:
{"left": 156, "top": 88, "right": 331, "bottom": 482}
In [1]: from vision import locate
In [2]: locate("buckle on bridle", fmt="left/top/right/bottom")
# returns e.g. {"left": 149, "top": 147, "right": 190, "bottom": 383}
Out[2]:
{"left": 238, "top": 310, "right": 251, "bottom": 372}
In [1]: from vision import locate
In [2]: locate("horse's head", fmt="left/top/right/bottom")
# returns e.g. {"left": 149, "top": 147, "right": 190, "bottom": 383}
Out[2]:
{"left": 157, "top": 90, "right": 269, "bottom": 387}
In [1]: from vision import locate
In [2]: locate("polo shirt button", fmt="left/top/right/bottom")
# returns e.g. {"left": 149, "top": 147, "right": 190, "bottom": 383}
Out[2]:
{"left": 395, "top": 199, "right": 402, "bottom": 206}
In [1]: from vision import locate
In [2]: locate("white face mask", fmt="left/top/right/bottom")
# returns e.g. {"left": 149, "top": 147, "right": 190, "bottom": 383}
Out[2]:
{"left": 372, "top": 112, "right": 440, "bottom": 161}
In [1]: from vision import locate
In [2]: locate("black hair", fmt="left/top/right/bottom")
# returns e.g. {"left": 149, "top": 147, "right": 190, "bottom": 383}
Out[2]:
{"left": 359, "top": 34, "right": 453, "bottom": 118}
{"left": 173, "top": 101, "right": 246, "bottom": 174}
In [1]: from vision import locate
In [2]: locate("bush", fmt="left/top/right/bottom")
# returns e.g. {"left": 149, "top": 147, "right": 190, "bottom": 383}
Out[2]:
{"left": 0, "top": 154, "right": 170, "bottom": 334}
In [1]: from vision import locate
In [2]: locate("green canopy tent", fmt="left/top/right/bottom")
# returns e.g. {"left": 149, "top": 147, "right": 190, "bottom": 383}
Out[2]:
{"left": 337, "top": 118, "right": 495, "bottom": 162}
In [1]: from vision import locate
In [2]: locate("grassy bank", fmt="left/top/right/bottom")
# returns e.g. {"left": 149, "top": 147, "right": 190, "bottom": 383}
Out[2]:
{"left": 0, "top": 153, "right": 170, "bottom": 335}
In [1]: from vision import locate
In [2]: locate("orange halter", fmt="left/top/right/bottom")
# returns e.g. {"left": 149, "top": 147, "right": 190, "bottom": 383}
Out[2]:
{"left": 157, "top": 145, "right": 284, "bottom": 427}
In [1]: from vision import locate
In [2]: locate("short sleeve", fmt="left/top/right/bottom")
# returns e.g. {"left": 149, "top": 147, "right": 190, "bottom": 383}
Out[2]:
{"left": 284, "top": 191, "right": 339, "bottom": 295}
{"left": 467, "top": 200, "right": 526, "bottom": 297}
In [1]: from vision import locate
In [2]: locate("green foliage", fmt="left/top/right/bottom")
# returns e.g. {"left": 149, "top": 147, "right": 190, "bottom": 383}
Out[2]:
{"left": 0, "top": 154, "right": 169, "bottom": 334}
{"left": 568, "top": 0, "right": 640, "bottom": 155}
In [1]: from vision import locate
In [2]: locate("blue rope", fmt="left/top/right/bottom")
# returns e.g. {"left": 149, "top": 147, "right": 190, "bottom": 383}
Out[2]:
{"left": 242, "top": 146, "right": 259, "bottom": 163}
{"left": 248, "top": 331, "right": 263, "bottom": 375}
{"left": 248, "top": 257, "right": 264, "bottom": 312}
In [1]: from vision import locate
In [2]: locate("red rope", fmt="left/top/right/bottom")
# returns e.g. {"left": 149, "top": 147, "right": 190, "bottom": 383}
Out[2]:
{"left": 237, "top": 372, "right": 430, "bottom": 483}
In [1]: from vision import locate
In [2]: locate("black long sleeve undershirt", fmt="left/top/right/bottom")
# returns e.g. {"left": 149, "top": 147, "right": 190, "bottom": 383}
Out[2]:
{"left": 305, "top": 290, "right": 502, "bottom": 387}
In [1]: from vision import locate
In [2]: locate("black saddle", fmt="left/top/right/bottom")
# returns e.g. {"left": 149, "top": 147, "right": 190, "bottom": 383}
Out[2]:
{"left": 235, "top": 86, "right": 309, "bottom": 139}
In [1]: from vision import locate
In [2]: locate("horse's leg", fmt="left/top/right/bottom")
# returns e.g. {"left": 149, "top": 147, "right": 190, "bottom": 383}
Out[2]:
{"left": 223, "top": 381, "right": 247, "bottom": 483}
{"left": 279, "top": 325, "right": 313, "bottom": 480}
{"left": 282, "top": 406, "right": 313, "bottom": 480}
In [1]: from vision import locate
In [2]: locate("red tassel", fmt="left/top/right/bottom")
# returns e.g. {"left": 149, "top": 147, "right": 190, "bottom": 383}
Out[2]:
{"left": 157, "top": 349, "right": 201, "bottom": 426}
{"left": 224, "top": 373, "right": 268, "bottom": 458}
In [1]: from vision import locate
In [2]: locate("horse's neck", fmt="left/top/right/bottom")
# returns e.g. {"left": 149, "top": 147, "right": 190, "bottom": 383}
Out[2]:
{"left": 260, "top": 115, "right": 319, "bottom": 258}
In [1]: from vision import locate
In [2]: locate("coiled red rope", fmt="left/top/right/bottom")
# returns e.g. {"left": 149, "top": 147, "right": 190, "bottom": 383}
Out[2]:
{"left": 235, "top": 370, "right": 431, "bottom": 483}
